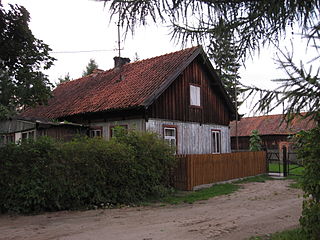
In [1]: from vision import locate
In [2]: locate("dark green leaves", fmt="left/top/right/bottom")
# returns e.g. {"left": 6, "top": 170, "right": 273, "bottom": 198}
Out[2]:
{"left": 0, "top": 4, "right": 55, "bottom": 119}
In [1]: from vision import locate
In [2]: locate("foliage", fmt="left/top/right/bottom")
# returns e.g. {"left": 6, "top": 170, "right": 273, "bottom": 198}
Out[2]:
{"left": 0, "top": 3, "right": 55, "bottom": 120}
{"left": 294, "top": 127, "right": 320, "bottom": 239}
{"left": 249, "top": 228, "right": 308, "bottom": 240}
{"left": 102, "top": 0, "right": 319, "bottom": 59}
{"left": 207, "top": 19, "right": 243, "bottom": 107}
{"left": 82, "top": 58, "right": 99, "bottom": 76}
{"left": 243, "top": 44, "right": 320, "bottom": 122}
{"left": 249, "top": 130, "right": 262, "bottom": 151}
{"left": 57, "top": 73, "right": 72, "bottom": 85}
{"left": 0, "top": 133, "right": 176, "bottom": 214}
{"left": 112, "top": 128, "right": 177, "bottom": 195}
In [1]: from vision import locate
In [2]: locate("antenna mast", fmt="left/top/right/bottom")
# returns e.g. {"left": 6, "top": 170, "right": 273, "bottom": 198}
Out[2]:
{"left": 117, "top": 4, "right": 122, "bottom": 58}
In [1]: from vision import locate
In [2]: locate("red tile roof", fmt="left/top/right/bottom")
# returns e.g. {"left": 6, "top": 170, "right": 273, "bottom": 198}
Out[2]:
{"left": 20, "top": 47, "right": 200, "bottom": 119}
{"left": 230, "top": 114, "right": 317, "bottom": 137}
{"left": 21, "top": 46, "right": 236, "bottom": 120}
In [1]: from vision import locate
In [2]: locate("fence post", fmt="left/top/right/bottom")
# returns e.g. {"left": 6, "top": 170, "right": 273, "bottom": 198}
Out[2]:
{"left": 265, "top": 150, "right": 269, "bottom": 173}
{"left": 282, "top": 146, "right": 287, "bottom": 177}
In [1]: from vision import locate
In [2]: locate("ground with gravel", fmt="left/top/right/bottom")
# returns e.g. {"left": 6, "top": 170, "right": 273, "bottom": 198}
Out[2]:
{"left": 0, "top": 179, "right": 303, "bottom": 240}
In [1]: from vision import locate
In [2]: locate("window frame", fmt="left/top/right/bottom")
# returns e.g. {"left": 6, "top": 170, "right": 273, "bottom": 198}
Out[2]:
{"left": 189, "top": 84, "right": 201, "bottom": 107}
{"left": 163, "top": 125, "right": 178, "bottom": 152}
{"left": 89, "top": 126, "right": 103, "bottom": 138}
{"left": 211, "top": 129, "right": 221, "bottom": 154}
{"left": 21, "top": 130, "right": 36, "bottom": 141}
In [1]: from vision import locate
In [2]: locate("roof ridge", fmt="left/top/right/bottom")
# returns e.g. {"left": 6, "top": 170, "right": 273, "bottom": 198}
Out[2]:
{"left": 125, "top": 45, "right": 199, "bottom": 66}
{"left": 57, "top": 46, "right": 200, "bottom": 87}
{"left": 240, "top": 112, "right": 309, "bottom": 120}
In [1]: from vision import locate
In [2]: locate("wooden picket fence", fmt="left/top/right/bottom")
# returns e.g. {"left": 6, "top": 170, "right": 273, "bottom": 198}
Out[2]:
{"left": 172, "top": 151, "right": 267, "bottom": 190}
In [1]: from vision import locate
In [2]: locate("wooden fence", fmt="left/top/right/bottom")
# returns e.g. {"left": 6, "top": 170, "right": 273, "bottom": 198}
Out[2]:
{"left": 172, "top": 151, "right": 267, "bottom": 190}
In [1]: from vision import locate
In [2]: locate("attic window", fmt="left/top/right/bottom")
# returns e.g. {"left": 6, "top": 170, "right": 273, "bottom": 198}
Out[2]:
{"left": 190, "top": 84, "right": 201, "bottom": 106}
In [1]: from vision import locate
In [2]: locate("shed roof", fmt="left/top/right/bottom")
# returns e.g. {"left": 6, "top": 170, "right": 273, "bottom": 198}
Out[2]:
{"left": 20, "top": 46, "right": 236, "bottom": 120}
{"left": 230, "top": 114, "right": 317, "bottom": 137}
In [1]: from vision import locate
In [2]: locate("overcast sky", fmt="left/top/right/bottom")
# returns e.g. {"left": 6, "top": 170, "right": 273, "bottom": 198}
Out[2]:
{"left": 3, "top": 0, "right": 310, "bottom": 116}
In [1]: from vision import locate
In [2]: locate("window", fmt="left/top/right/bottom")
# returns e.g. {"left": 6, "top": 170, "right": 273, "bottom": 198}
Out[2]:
{"left": 21, "top": 130, "right": 35, "bottom": 140}
{"left": 212, "top": 130, "right": 221, "bottom": 154}
{"left": 190, "top": 84, "right": 201, "bottom": 106}
{"left": 110, "top": 125, "right": 128, "bottom": 138}
{"left": 0, "top": 135, "right": 14, "bottom": 145}
{"left": 163, "top": 126, "right": 177, "bottom": 151}
{"left": 90, "top": 129, "right": 102, "bottom": 138}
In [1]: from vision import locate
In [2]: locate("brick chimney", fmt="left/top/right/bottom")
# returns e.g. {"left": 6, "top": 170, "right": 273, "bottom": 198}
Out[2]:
{"left": 114, "top": 57, "right": 130, "bottom": 68}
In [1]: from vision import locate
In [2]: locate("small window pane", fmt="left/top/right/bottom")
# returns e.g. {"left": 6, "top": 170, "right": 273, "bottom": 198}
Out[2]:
{"left": 164, "top": 127, "right": 177, "bottom": 152}
{"left": 165, "top": 128, "right": 175, "bottom": 136}
{"left": 22, "top": 133, "right": 28, "bottom": 140}
{"left": 96, "top": 130, "right": 101, "bottom": 137}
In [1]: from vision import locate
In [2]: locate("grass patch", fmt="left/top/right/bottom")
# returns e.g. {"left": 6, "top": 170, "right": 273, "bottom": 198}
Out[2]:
{"left": 162, "top": 183, "right": 240, "bottom": 204}
{"left": 249, "top": 228, "right": 308, "bottom": 240}
{"left": 234, "top": 174, "right": 274, "bottom": 184}
{"left": 269, "top": 163, "right": 304, "bottom": 176}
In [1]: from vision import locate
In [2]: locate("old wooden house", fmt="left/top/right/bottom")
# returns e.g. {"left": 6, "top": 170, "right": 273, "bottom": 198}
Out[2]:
{"left": 20, "top": 46, "right": 237, "bottom": 154}
{"left": 230, "top": 114, "right": 317, "bottom": 151}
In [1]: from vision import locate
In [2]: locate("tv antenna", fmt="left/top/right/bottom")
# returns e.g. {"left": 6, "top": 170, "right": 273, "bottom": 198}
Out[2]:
{"left": 116, "top": 5, "right": 123, "bottom": 58}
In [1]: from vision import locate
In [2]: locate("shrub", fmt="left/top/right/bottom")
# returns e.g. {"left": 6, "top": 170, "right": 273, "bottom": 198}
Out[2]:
{"left": 249, "top": 129, "right": 262, "bottom": 151}
{"left": 295, "top": 127, "right": 320, "bottom": 239}
{"left": 0, "top": 132, "right": 176, "bottom": 214}
{"left": 112, "top": 129, "right": 176, "bottom": 198}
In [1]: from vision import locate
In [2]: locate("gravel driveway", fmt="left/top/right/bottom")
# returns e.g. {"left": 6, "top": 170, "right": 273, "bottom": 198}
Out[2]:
{"left": 0, "top": 179, "right": 302, "bottom": 240}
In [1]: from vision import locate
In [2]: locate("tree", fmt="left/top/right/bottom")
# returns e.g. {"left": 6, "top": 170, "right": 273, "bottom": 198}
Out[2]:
{"left": 295, "top": 127, "right": 320, "bottom": 238}
{"left": 101, "top": 1, "right": 319, "bottom": 60}
{"left": 57, "top": 73, "right": 72, "bottom": 85}
{"left": 207, "top": 19, "right": 242, "bottom": 107}
{"left": 249, "top": 130, "right": 262, "bottom": 151}
{"left": 82, "top": 59, "right": 99, "bottom": 77}
{"left": 0, "top": 3, "right": 55, "bottom": 119}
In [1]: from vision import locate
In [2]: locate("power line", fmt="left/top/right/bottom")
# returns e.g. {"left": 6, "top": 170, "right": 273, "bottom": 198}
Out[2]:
{"left": 50, "top": 49, "right": 116, "bottom": 54}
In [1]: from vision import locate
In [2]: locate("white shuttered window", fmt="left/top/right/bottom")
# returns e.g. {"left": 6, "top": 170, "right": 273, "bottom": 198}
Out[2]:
{"left": 190, "top": 85, "right": 201, "bottom": 106}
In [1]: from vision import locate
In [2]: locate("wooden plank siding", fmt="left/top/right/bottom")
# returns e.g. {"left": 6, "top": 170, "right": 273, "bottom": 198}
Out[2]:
{"left": 173, "top": 151, "right": 267, "bottom": 190}
{"left": 146, "top": 119, "right": 231, "bottom": 154}
{"left": 148, "top": 58, "right": 231, "bottom": 125}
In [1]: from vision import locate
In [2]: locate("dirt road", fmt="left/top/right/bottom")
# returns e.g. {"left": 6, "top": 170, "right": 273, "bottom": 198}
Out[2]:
{"left": 0, "top": 179, "right": 302, "bottom": 240}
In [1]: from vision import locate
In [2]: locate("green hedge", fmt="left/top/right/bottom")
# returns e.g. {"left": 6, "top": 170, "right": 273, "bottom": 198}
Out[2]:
{"left": 295, "top": 127, "right": 320, "bottom": 240}
{"left": 0, "top": 131, "right": 176, "bottom": 214}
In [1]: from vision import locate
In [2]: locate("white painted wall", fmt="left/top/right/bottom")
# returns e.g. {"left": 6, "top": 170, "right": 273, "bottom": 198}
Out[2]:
{"left": 146, "top": 119, "right": 231, "bottom": 154}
